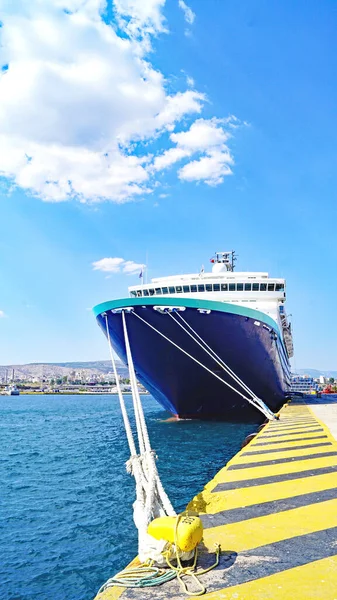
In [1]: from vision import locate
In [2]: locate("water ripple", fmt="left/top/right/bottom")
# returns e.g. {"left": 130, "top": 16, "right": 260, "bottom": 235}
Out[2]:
{"left": 0, "top": 394, "right": 256, "bottom": 600}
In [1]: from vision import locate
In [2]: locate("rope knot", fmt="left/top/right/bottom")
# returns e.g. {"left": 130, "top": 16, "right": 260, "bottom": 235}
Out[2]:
{"left": 126, "top": 454, "right": 139, "bottom": 475}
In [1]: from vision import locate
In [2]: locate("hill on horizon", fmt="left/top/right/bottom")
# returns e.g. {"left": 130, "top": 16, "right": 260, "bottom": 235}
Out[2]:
{"left": 1, "top": 361, "right": 336, "bottom": 380}
{"left": 296, "top": 368, "right": 337, "bottom": 379}
{"left": 0, "top": 360, "right": 129, "bottom": 379}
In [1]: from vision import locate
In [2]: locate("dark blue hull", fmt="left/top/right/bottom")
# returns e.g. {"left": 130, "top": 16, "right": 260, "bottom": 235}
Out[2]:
{"left": 94, "top": 298, "right": 291, "bottom": 421}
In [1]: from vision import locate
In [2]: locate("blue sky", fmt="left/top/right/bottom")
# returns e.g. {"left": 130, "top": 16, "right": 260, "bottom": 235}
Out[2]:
{"left": 0, "top": 0, "right": 336, "bottom": 370}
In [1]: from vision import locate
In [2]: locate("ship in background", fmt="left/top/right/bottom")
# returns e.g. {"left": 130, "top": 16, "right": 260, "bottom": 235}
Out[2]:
{"left": 94, "top": 251, "right": 293, "bottom": 421}
{"left": 4, "top": 385, "right": 20, "bottom": 396}
{"left": 290, "top": 375, "right": 319, "bottom": 396}
{"left": 1, "top": 369, "right": 20, "bottom": 395}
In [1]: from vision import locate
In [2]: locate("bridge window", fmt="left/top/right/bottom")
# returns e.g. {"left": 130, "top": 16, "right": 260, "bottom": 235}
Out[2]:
{"left": 275, "top": 283, "right": 285, "bottom": 291}
{"left": 136, "top": 281, "right": 271, "bottom": 295}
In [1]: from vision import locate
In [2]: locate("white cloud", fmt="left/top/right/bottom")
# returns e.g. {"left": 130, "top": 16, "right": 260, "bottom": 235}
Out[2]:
{"left": 171, "top": 118, "right": 230, "bottom": 151}
{"left": 178, "top": 149, "right": 233, "bottom": 185}
{"left": 186, "top": 75, "right": 195, "bottom": 87}
{"left": 153, "top": 118, "right": 235, "bottom": 184}
{"left": 92, "top": 257, "right": 144, "bottom": 274}
{"left": 0, "top": 0, "right": 239, "bottom": 202}
{"left": 178, "top": 0, "right": 195, "bottom": 25}
{"left": 122, "top": 260, "right": 145, "bottom": 274}
{"left": 154, "top": 90, "right": 205, "bottom": 132}
{"left": 92, "top": 257, "right": 125, "bottom": 272}
{"left": 153, "top": 146, "right": 188, "bottom": 171}
{"left": 0, "top": 310, "right": 6, "bottom": 318}
{"left": 180, "top": 69, "right": 195, "bottom": 88}
{"left": 113, "top": 0, "right": 167, "bottom": 39}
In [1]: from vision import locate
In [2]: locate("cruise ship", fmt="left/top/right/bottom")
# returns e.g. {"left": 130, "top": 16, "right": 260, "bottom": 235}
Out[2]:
{"left": 93, "top": 252, "right": 293, "bottom": 421}
{"left": 290, "top": 375, "right": 319, "bottom": 396}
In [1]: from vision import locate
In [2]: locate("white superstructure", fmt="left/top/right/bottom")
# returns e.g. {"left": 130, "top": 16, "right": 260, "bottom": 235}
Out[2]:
{"left": 129, "top": 251, "right": 294, "bottom": 358}
{"left": 291, "top": 376, "right": 319, "bottom": 394}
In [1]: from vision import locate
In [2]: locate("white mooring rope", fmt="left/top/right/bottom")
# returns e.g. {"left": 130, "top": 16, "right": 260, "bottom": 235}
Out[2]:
{"left": 121, "top": 311, "right": 175, "bottom": 521}
{"left": 104, "top": 313, "right": 148, "bottom": 503}
{"left": 132, "top": 309, "right": 276, "bottom": 421}
{"left": 122, "top": 311, "right": 147, "bottom": 456}
{"left": 98, "top": 305, "right": 275, "bottom": 597}
{"left": 170, "top": 311, "right": 275, "bottom": 419}
{"left": 104, "top": 313, "right": 137, "bottom": 457}
{"left": 104, "top": 311, "right": 175, "bottom": 564}
{"left": 174, "top": 311, "right": 260, "bottom": 399}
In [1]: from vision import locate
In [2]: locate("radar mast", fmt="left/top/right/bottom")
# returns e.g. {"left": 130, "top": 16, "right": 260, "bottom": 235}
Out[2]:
{"left": 211, "top": 251, "right": 237, "bottom": 272}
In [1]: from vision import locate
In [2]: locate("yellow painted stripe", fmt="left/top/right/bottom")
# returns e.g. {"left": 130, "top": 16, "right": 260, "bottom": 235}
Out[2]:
{"left": 271, "top": 416, "right": 319, "bottom": 422}
{"left": 274, "top": 418, "right": 319, "bottom": 422}
{"left": 258, "top": 429, "right": 325, "bottom": 441}
{"left": 200, "top": 471, "right": 337, "bottom": 512}
{"left": 235, "top": 445, "right": 336, "bottom": 464}
{"left": 253, "top": 425, "right": 323, "bottom": 436}
{"left": 258, "top": 412, "right": 336, "bottom": 446}
{"left": 207, "top": 434, "right": 326, "bottom": 483}
{"left": 274, "top": 416, "right": 318, "bottom": 421}
{"left": 222, "top": 454, "right": 337, "bottom": 483}
{"left": 277, "top": 414, "right": 316, "bottom": 419}
{"left": 261, "top": 428, "right": 325, "bottom": 437}
{"left": 249, "top": 436, "right": 330, "bottom": 449}
{"left": 94, "top": 403, "right": 337, "bottom": 599}
{"left": 203, "top": 498, "right": 337, "bottom": 551}
{"left": 203, "top": 555, "right": 337, "bottom": 599}
{"left": 251, "top": 430, "right": 329, "bottom": 443}
{"left": 279, "top": 414, "right": 312, "bottom": 420}
{"left": 202, "top": 442, "right": 336, "bottom": 490}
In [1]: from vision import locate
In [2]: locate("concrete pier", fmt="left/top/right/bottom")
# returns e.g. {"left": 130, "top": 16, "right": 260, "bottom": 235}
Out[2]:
{"left": 95, "top": 397, "right": 337, "bottom": 599}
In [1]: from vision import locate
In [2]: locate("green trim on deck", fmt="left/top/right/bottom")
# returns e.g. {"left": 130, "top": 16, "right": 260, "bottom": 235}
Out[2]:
{"left": 93, "top": 296, "right": 279, "bottom": 334}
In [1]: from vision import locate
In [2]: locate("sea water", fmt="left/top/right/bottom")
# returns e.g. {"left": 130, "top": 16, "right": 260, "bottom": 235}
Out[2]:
{"left": 0, "top": 394, "right": 257, "bottom": 600}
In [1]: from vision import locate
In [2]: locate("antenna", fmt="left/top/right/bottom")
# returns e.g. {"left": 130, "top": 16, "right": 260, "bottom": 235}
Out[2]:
{"left": 211, "top": 250, "right": 237, "bottom": 272}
